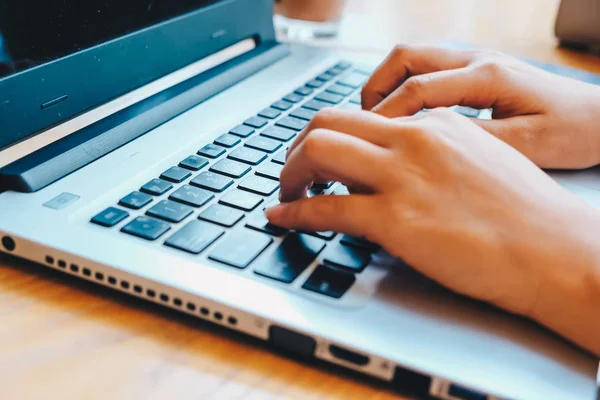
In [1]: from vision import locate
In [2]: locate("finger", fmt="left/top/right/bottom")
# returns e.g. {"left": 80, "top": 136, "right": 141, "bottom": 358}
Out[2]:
{"left": 362, "top": 45, "right": 474, "bottom": 110}
{"left": 287, "top": 108, "right": 393, "bottom": 160}
{"left": 372, "top": 66, "right": 499, "bottom": 118}
{"left": 280, "top": 128, "right": 390, "bottom": 202}
{"left": 266, "top": 194, "right": 379, "bottom": 238}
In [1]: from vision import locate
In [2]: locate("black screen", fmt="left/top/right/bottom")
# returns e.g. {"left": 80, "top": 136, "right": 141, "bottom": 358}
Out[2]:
{"left": 0, "top": 0, "right": 219, "bottom": 79}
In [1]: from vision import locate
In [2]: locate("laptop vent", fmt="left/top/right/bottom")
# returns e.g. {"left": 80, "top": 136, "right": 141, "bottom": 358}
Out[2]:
{"left": 43, "top": 253, "right": 239, "bottom": 327}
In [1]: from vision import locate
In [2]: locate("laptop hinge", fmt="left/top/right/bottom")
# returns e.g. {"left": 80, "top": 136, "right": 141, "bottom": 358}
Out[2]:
{"left": 0, "top": 40, "right": 289, "bottom": 193}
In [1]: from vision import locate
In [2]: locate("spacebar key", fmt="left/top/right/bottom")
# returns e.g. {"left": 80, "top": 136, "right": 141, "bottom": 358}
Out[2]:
{"left": 254, "top": 233, "right": 326, "bottom": 283}
{"left": 209, "top": 230, "right": 273, "bottom": 269}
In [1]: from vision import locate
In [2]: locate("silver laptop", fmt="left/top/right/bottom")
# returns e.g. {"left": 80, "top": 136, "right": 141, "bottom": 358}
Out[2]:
{"left": 0, "top": 1, "right": 597, "bottom": 399}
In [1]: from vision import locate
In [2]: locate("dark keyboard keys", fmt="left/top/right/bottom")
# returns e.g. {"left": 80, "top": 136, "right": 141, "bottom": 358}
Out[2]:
{"left": 228, "top": 147, "right": 268, "bottom": 166}
{"left": 244, "top": 116, "right": 268, "bottom": 129}
{"left": 190, "top": 171, "right": 234, "bottom": 192}
{"left": 326, "top": 84, "right": 354, "bottom": 96}
{"left": 294, "top": 87, "right": 313, "bottom": 96}
{"left": 146, "top": 200, "right": 193, "bottom": 223}
{"left": 313, "top": 181, "right": 334, "bottom": 190}
{"left": 179, "top": 155, "right": 209, "bottom": 171}
{"left": 340, "top": 235, "right": 381, "bottom": 253}
{"left": 169, "top": 185, "right": 214, "bottom": 207}
{"left": 254, "top": 233, "right": 326, "bottom": 283}
{"left": 289, "top": 107, "right": 317, "bottom": 121}
{"left": 209, "top": 159, "right": 251, "bottom": 179}
{"left": 245, "top": 213, "right": 288, "bottom": 236}
{"left": 276, "top": 116, "right": 308, "bottom": 131}
{"left": 258, "top": 107, "right": 282, "bottom": 119}
{"left": 160, "top": 166, "right": 192, "bottom": 183}
{"left": 304, "top": 231, "right": 336, "bottom": 240}
{"left": 199, "top": 204, "right": 244, "bottom": 227}
{"left": 91, "top": 207, "right": 129, "bottom": 227}
{"left": 302, "top": 265, "right": 356, "bottom": 299}
{"left": 119, "top": 191, "right": 153, "bottom": 210}
{"left": 283, "top": 93, "right": 303, "bottom": 103}
{"left": 245, "top": 136, "right": 282, "bottom": 153}
{"left": 256, "top": 162, "right": 283, "bottom": 181}
{"left": 349, "top": 95, "right": 361, "bottom": 104}
{"left": 164, "top": 220, "right": 224, "bottom": 254}
{"left": 306, "top": 79, "right": 324, "bottom": 89}
{"left": 323, "top": 244, "right": 371, "bottom": 272}
{"left": 239, "top": 175, "right": 280, "bottom": 196}
{"left": 261, "top": 126, "right": 297, "bottom": 142}
{"left": 337, "top": 72, "right": 367, "bottom": 88}
{"left": 230, "top": 124, "right": 255, "bottom": 138}
{"left": 316, "top": 72, "right": 335, "bottom": 82}
{"left": 271, "top": 100, "right": 294, "bottom": 111}
{"left": 302, "top": 99, "right": 331, "bottom": 111}
{"left": 121, "top": 216, "right": 170, "bottom": 241}
{"left": 214, "top": 133, "right": 241, "bottom": 148}
{"left": 209, "top": 230, "right": 273, "bottom": 269}
{"left": 219, "top": 189, "right": 264, "bottom": 211}
{"left": 272, "top": 150, "right": 287, "bottom": 165}
{"left": 335, "top": 61, "right": 352, "bottom": 70}
{"left": 140, "top": 178, "right": 173, "bottom": 196}
{"left": 198, "top": 143, "right": 226, "bottom": 159}
{"left": 315, "top": 92, "right": 344, "bottom": 104}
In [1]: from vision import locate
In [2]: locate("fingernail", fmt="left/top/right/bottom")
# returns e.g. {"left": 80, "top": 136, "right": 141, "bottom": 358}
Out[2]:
{"left": 265, "top": 204, "right": 286, "bottom": 222}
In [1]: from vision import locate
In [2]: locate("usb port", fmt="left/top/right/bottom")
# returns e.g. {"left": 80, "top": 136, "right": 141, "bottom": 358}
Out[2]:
{"left": 448, "top": 383, "right": 488, "bottom": 400}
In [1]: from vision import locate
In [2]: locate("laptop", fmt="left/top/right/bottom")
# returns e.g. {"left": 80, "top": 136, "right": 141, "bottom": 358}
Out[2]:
{"left": 0, "top": 1, "right": 597, "bottom": 399}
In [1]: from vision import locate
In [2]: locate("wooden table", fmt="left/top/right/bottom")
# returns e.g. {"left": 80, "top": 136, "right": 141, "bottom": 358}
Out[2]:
{"left": 1, "top": 1, "right": 599, "bottom": 399}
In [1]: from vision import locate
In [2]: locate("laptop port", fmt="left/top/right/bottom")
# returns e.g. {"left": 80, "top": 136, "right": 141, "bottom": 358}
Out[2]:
{"left": 448, "top": 383, "right": 488, "bottom": 400}
{"left": 328, "top": 344, "right": 369, "bottom": 366}
{"left": 392, "top": 365, "right": 432, "bottom": 398}
{"left": 269, "top": 326, "right": 316, "bottom": 359}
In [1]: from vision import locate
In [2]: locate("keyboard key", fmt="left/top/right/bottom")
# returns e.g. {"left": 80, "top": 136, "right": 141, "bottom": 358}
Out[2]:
{"left": 91, "top": 207, "right": 129, "bottom": 227}
{"left": 254, "top": 233, "right": 326, "bottom": 283}
{"left": 326, "top": 84, "right": 353, "bottom": 96}
{"left": 305, "top": 79, "right": 324, "bottom": 89}
{"left": 323, "top": 244, "right": 371, "bottom": 272}
{"left": 283, "top": 93, "right": 303, "bottom": 103}
{"left": 244, "top": 116, "right": 268, "bottom": 129}
{"left": 341, "top": 102, "right": 361, "bottom": 111}
{"left": 337, "top": 72, "right": 367, "bottom": 88}
{"left": 289, "top": 108, "right": 317, "bottom": 121}
{"left": 219, "top": 189, "right": 264, "bottom": 211}
{"left": 121, "top": 216, "right": 170, "bottom": 241}
{"left": 315, "top": 92, "right": 344, "bottom": 104}
{"left": 276, "top": 116, "right": 308, "bottom": 131}
{"left": 304, "top": 231, "right": 336, "bottom": 240}
{"left": 179, "top": 155, "right": 209, "bottom": 171}
{"left": 209, "top": 230, "right": 273, "bottom": 269}
{"left": 294, "top": 87, "right": 313, "bottom": 96}
{"left": 164, "top": 220, "right": 224, "bottom": 254}
{"left": 209, "top": 159, "right": 251, "bottom": 178}
{"left": 198, "top": 143, "right": 226, "bottom": 159}
{"left": 140, "top": 178, "right": 173, "bottom": 196}
{"left": 256, "top": 162, "right": 283, "bottom": 181}
{"left": 245, "top": 136, "right": 282, "bottom": 153}
{"left": 272, "top": 150, "right": 287, "bottom": 165}
{"left": 214, "top": 133, "right": 241, "bottom": 148}
{"left": 327, "top": 67, "right": 344, "bottom": 76}
{"left": 169, "top": 185, "right": 214, "bottom": 207}
{"left": 261, "top": 126, "right": 297, "bottom": 142}
{"left": 228, "top": 147, "right": 268, "bottom": 166}
{"left": 190, "top": 171, "right": 234, "bottom": 192}
{"left": 258, "top": 107, "right": 282, "bottom": 119}
{"left": 316, "top": 72, "right": 335, "bottom": 82}
{"left": 119, "top": 191, "right": 153, "bottom": 210}
{"left": 349, "top": 95, "right": 361, "bottom": 104}
{"left": 146, "top": 200, "right": 193, "bottom": 223}
{"left": 302, "top": 265, "right": 356, "bottom": 299}
{"left": 313, "top": 181, "right": 334, "bottom": 190}
{"left": 452, "top": 106, "right": 481, "bottom": 118}
{"left": 199, "top": 204, "right": 244, "bottom": 227}
{"left": 160, "top": 166, "right": 192, "bottom": 183}
{"left": 230, "top": 124, "right": 255, "bottom": 138}
{"left": 245, "top": 213, "right": 288, "bottom": 236}
{"left": 239, "top": 175, "right": 280, "bottom": 196}
{"left": 340, "top": 235, "right": 381, "bottom": 253}
{"left": 335, "top": 61, "right": 352, "bottom": 70}
{"left": 302, "top": 99, "right": 331, "bottom": 111}
{"left": 271, "top": 100, "right": 293, "bottom": 111}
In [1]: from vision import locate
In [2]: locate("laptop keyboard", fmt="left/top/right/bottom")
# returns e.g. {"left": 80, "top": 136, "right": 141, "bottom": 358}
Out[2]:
{"left": 90, "top": 61, "right": 385, "bottom": 299}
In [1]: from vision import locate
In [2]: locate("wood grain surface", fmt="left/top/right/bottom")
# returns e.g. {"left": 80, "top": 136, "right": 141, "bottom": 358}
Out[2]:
{"left": 1, "top": 1, "right": 599, "bottom": 399}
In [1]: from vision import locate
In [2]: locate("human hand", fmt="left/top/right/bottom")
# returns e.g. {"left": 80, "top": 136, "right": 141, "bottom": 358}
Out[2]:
{"left": 267, "top": 108, "right": 600, "bottom": 355}
{"left": 362, "top": 45, "right": 600, "bottom": 169}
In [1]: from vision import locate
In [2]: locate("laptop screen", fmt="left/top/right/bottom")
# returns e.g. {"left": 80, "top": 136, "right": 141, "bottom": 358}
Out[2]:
{"left": 0, "top": 0, "right": 219, "bottom": 80}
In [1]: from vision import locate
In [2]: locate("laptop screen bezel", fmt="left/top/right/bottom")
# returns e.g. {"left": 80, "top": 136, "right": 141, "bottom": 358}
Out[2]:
{"left": 0, "top": 0, "right": 275, "bottom": 152}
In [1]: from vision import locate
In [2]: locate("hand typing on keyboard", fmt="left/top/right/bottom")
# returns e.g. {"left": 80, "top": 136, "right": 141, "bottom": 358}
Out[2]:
{"left": 267, "top": 47, "right": 600, "bottom": 357}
